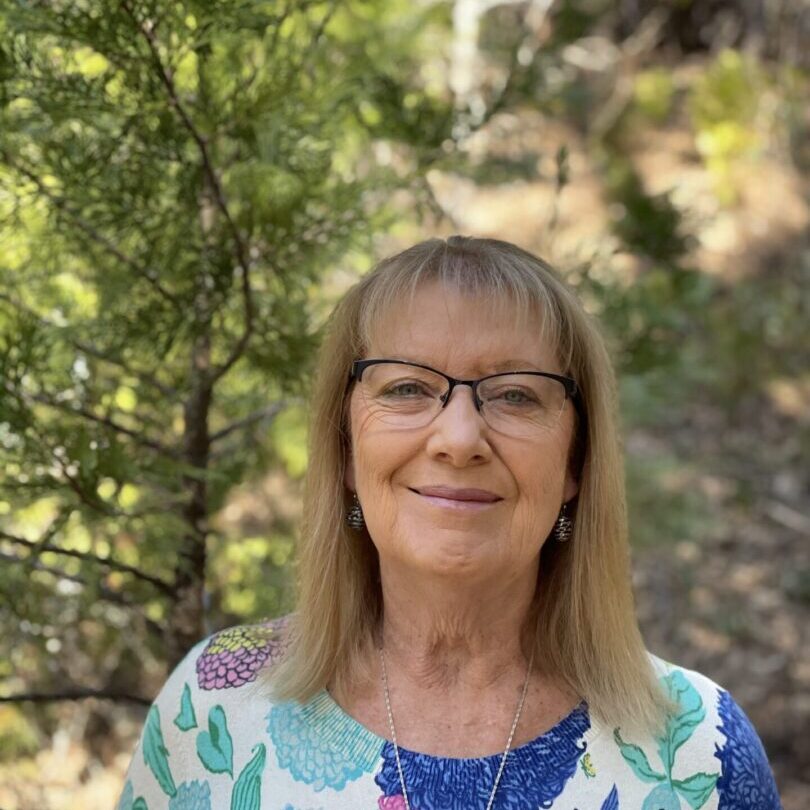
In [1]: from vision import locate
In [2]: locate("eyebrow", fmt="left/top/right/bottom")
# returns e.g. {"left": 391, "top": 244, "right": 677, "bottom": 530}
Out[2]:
{"left": 389, "top": 357, "right": 546, "bottom": 374}
{"left": 488, "top": 359, "right": 544, "bottom": 373}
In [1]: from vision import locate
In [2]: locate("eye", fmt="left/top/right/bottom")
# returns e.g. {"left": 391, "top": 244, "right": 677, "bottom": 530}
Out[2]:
{"left": 382, "top": 381, "right": 431, "bottom": 398}
{"left": 493, "top": 387, "right": 537, "bottom": 405}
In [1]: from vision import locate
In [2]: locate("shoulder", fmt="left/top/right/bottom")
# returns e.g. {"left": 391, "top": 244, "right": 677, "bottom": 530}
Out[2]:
{"left": 148, "top": 615, "right": 292, "bottom": 698}
{"left": 118, "top": 617, "right": 293, "bottom": 806}
{"left": 143, "top": 615, "right": 292, "bottom": 732}
{"left": 624, "top": 652, "right": 783, "bottom": 809}
{"left": 193, "top": 615, "right": 292, "bottom": 692}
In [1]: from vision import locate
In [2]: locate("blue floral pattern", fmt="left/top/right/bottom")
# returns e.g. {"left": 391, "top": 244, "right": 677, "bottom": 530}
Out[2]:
{"left": 714, "top": 689, "right": 782, "bottom": 809}
{"left": 267, "top": 699, "right": 377, "bottom": 790}
{"left": 600, "top": 784, "right": 619, "bottom": 810}
{"left": 168, "top": 780, "right": 211, "bottom": 810}
{"left": 375, "top": 702, "right": 590, "bottom": 809}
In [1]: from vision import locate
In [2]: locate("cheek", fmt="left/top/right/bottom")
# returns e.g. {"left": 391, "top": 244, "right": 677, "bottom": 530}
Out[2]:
{"left": 508, "top": 438, "right": 571, "bottom": 534}
{"left": 521, "top": 434, "right": 571, "bottom": 493}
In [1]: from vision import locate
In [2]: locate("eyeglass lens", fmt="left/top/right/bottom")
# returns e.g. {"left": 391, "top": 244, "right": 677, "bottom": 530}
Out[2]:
{"left": 356, "top": 362, "right": 567, "bottom": 437}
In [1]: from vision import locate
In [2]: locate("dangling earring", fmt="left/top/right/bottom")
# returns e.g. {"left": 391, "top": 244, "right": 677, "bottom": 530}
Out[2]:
{"left": 554, "top": 501, "right": 574, "bottom": 543}
{"left": 346, "top": 492, "right": 365, "bottom": 530}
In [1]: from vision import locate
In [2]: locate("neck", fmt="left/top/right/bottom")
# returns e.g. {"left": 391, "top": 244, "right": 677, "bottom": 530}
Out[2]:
{"left": 374, "top": 556, "right": 539, "bottom": 693}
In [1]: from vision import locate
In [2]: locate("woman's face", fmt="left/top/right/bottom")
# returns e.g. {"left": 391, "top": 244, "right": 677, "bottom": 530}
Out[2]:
{"left": 345, "top": 281, "right": 579, "bottom": 583}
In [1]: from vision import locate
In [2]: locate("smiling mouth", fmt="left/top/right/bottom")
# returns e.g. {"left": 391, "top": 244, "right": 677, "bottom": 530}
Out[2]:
{"left": 408, "top": 487, "right": 503, "bottom": 509}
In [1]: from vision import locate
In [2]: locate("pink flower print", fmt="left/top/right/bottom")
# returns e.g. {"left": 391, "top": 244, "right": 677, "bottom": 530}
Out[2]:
{"left": 195, "top": 621, "right": 287, "bottom": 691}
{"left": 378, "top": 795, "right": 408, "bottom": 810}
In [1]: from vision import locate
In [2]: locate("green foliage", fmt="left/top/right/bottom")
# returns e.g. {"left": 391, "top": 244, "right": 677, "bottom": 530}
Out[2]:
{"left": 270, "top": 406, "right": 309, "bottom": 480}
{"left": 690, "top": 50, "right": 761, "bottom": 133}
{"left": 549, "top": 0, "right": 612, "bottom": 47}
{"left": 0, "top": 0, "right": 460, "bottom": 708}
{"left": 0, "top": 705, "right": 40, "bottom": 762}
{"left": 210, "top": 532, "right": 295, "bottom": 619}
{"left": 605, "top": 159, "right": 691, "bottom": 266}
{"left": 624, "top": 453, "right": 718, "bottom": 550}
{"left": 634, "top": 69, "right": 675, "bottom": 123}
{"left": 689, "top": 50, "right": 764, "bottom": 204}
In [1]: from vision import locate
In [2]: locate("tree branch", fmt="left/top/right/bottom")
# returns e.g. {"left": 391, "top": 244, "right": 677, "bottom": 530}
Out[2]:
{"left": 0, "top": 291, "right": 179, "bottom": 400}
{"left": 19, "top": 387, "right": 178, "bottom": 460}
{"left": 0, "top": 529, "right": 175, "bottom": 596}
{"left": 121, "top": 1, "right": 255, "bottom": 383}
{"left": 2, "top": 155, "right": 181, "bottom": 308}
{"left": 0, "top": 550, "right": 165, "bottom": 639}
{"left": 0, "top": 689, "right": 151, "bottom": 707}
{"left": 209, "top": 400, "right": 289, "bottom": 443}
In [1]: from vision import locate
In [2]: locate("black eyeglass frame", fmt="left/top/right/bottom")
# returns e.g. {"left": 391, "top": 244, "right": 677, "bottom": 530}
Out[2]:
{"left": 349, "top": 358, "right": 579, "bottom": 413}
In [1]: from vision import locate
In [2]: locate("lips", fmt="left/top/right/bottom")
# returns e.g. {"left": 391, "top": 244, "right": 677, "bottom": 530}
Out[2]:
{"left": 410, "top": 486, "right": 502, "bottom": 503}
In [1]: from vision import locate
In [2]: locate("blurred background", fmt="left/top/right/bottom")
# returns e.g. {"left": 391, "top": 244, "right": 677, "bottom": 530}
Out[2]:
{"left": 0, "top": 1, "right": 807, "bottom": 807}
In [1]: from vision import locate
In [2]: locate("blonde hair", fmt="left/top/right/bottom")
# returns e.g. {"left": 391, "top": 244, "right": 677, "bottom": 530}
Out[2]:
{"left": 269, "top": 236, "right": 670, "bottom": 733}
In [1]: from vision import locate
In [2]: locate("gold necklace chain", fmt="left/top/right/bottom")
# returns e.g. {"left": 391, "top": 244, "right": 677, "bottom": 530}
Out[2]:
{"left": 378, "top": 646, "right": 535, "bottom": 810}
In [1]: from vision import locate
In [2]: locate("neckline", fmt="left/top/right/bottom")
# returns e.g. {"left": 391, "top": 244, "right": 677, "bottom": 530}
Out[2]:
{"left": 307, "top": 687, "right": 592, "bottom": 764}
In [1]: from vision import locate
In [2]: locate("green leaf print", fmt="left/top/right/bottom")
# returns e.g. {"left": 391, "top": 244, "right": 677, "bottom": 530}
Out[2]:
{"left": 197, "top": 705, "right": 234, "bottom": 776}
{"left": 174, "top": 683, "right": 198, "bottom": 731}
{"left": 143, "top": 705, "right": 177, "bottom": 797}
{"left": 613, "top": 729, "right": 666, "bottom": 783}
{"left": 641, "top": 782, "right": 681, "bottom": 810}
{"left": 614, "top": 671, "right": 720, "bottom": 810}
{"left": 132, "top": 800, "right": 149, "bottom": 810}
{"left": 656, "top": 671, "right": 706, "bottom": 777}
{"left": 231, "top": 743, "right": 266, "bottom": 810}
{"left": 673, "top": 772, "right": 719, "bottom": 809}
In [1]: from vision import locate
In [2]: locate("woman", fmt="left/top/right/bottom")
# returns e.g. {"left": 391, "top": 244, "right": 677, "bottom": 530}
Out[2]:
{"left": 118, "top": 237, "right": 781, "bottom": 809}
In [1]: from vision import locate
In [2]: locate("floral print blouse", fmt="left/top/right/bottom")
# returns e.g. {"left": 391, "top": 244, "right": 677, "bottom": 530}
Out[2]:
{"left": 118, "top": 617, "right": 782, "bottom": 809}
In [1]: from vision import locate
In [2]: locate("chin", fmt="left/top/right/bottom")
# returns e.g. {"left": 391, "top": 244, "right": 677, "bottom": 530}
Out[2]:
{"left": 400, "top": 532, "right": 495, "bottom": 579}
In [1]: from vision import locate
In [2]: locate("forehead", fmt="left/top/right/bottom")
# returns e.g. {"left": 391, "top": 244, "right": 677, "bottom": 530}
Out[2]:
{"left": 363, "top": 281, "right": 561, "bottom": 375}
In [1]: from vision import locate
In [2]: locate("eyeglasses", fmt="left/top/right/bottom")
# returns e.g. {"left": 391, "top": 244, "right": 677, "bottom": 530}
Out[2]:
{"left": 349, "top": 359, "right": 578, "bottom": 438}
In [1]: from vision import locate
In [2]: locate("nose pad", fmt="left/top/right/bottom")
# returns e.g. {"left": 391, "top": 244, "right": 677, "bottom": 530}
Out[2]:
{"left": 440, "top": 383, "right": 482, "bottom": 413}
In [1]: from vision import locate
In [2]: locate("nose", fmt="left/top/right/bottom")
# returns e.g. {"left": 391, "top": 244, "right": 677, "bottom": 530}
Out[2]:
{"left": 440, "top": 381, "right": 482, "bottom": 412}
{"left": 426, "top": 384, "right": 491, "bottom": 465}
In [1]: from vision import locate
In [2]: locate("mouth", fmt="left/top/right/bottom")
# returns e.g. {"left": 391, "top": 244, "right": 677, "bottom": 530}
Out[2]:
{"left": 408, "top": 486, "right": 503, "bottom": 510}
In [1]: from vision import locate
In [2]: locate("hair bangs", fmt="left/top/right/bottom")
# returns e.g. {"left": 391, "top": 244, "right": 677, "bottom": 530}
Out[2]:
{"left": 355, "top": 237, "right": 569, "bottom": 373}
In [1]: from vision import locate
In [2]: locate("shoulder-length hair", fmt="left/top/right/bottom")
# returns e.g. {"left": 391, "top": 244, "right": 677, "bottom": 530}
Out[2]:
{"left": 268, "top": 235, "right": 670, "bottom": 733}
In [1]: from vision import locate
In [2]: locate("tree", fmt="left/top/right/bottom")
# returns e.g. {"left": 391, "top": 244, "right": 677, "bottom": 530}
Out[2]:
{"left": 0, "top": 0, "right": 456, "bottom": 700}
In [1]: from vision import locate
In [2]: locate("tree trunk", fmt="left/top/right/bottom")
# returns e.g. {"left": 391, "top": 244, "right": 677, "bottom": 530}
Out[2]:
{"left": 166, "top": 42, "right": 217, "bottom": 669}
{"left": 168, "top": 329, "right": 212, "bottom": 668}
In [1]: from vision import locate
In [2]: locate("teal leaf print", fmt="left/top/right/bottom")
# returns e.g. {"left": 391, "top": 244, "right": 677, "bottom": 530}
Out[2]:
{"left": 117, "top": 780, "right": 134, "bottom": 810}
{"left": 641, "top": 782, "right": 680, "bottom": 810}
{"left": 656, "top": 671, "right": 706, "bottom": 777}
{"left": 615, "top": 670, "right": 721, "bottom": 810}
{"left": 175, "top": 683, "right": 198, "bottom": 731}
{"left": 197, "top": 705, "right": 234, "bottom": 776}
{"left": 143, "top": 705, "right": 177, "bottom": 797}
{"left": 230, "top": 743, "right": 266, "bottom": 810}
{"left": 614, "top": 729, "right": 666, "bottom": 783}
{"left": 673, "top": 772, "right": 719, "bottom": 809}
{"left": 117, "top": 781, "right": 149, "bottom": 810}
